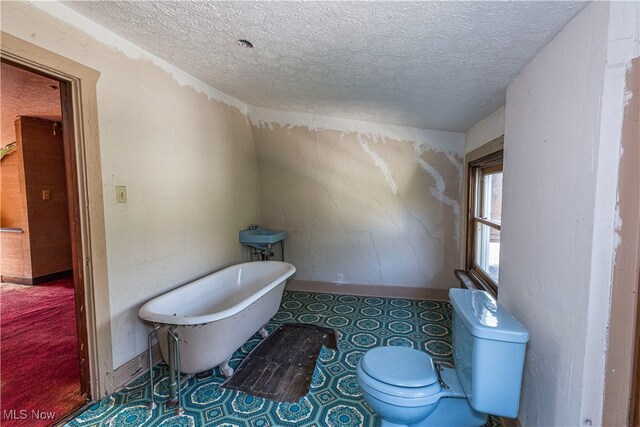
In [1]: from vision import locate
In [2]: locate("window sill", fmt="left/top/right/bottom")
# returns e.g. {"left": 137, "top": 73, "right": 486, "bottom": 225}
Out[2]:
{"left": 454, "top": 269, "right": 497, "bottom": 298}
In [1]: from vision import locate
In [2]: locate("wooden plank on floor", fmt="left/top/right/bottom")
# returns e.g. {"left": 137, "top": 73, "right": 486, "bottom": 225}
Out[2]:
{"left": 221, "top": 323, "right": 337, "bottom": 402}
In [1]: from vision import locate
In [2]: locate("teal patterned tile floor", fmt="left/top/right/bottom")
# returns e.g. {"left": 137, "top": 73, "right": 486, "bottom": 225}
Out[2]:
{"left": 66, "top": 291, "right": 500, "bottom": 427}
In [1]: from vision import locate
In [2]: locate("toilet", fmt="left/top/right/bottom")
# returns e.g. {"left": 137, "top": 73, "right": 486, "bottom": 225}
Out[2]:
{"left": 357, "top": 288, "right": 529, "bottom": 427}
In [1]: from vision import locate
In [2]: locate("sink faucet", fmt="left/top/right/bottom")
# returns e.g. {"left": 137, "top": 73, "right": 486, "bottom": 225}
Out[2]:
{"left": 248, "top": 224, "right": 259, "bottom": 230}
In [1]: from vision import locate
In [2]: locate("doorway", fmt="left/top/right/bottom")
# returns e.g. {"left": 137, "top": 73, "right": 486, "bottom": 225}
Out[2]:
{"left": 0, "top": 60, "right": 89, "bottom": 425}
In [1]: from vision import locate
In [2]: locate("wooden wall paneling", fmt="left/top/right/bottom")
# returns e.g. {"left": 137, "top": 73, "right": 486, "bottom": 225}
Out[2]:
{"left": 0, "top": 126, "right": 25, "bottom": 228}
{"left": 0, "top": 117, "right": 31, "bottom": 279}
{"left": 19, "top": 116, "right": 72, "bottom": 279}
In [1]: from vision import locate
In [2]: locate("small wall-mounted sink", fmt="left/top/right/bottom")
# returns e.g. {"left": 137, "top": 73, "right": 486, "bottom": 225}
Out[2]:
{"left": 239, "top": 227, "right": 288, "bottom": 247}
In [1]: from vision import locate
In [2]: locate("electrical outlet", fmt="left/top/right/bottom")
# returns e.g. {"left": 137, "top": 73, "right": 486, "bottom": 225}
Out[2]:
{"left": 116, "top": 186, "right": 127, "bottom": 203}
{"left": 42, "top": 190, "right": 51, "bottom": 200}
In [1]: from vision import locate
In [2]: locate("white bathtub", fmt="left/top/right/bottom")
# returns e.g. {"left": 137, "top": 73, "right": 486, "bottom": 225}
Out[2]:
{"left": 139, "top": 261, "right": 296, "bottom": 374}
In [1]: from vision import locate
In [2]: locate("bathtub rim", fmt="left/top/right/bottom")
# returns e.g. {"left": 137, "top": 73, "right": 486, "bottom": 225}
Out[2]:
{"left": 138, "top": 261, "right": 296, "bottom": 326}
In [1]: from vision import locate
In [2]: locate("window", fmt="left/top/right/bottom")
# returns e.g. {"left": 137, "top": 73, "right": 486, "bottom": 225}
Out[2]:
{"left": 466, "top": 150, "right": 503, "bottom": 295}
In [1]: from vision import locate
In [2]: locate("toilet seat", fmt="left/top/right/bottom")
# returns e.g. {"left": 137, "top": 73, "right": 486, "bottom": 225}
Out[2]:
{"left": 361, "top": 346, "right": 438, "bottom": 387}
{"left": 357, "top": 346, "right": 442, "bottom": 404}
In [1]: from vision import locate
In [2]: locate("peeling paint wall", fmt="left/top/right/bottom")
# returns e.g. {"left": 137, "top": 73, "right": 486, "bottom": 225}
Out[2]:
{"left": 499, "top": 2, "right": 612, "bottom": 425}
{"left": 1, "top": 2, "right": 261, "bottom": 368}
{"left": 464, "top": 106, "right": 505, "bottom": 154}
{"left": 249, "top": 107, "right": 464, "bottom": 288}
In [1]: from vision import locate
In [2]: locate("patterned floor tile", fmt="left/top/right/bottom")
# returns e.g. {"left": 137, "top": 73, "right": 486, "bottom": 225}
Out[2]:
{"left": 66, "top": 291, "right": 501, "bottom": 426}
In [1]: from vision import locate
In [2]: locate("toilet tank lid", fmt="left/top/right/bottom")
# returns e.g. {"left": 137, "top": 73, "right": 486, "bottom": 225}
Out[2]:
{"left": 449, "top": 289, "right": 529, "bottom": 343}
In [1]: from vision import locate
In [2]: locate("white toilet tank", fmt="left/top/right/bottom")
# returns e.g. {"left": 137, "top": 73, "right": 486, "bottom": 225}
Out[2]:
{"left": 449, "top": 288, "right": 529, "bottom": 419}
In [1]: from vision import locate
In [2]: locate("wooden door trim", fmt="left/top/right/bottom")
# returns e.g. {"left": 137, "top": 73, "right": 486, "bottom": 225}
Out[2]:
{"left": 1, "top": 56, "right": 90, "bottom": 396}
{"left": 633, "top": 263, "right": 640, "bottom": 426}
{"left": 602, "top": 56, "right": 640, "bottom": 425}
{"left": 59, "top": 79, "right": 90, "bottom": 395}
{"left": 1, "top": 32, "right": 113, "bottom": 398}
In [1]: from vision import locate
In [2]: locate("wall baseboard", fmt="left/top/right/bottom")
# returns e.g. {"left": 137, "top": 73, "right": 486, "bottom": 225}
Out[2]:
{"left": 112, "top": 343, "right": 162, "bottom": 392}
{"left": 1, "top": 269, "right": 73, "bottom": 285}
{"left": 286, "top": 279, "right": 450, "bottom": 301}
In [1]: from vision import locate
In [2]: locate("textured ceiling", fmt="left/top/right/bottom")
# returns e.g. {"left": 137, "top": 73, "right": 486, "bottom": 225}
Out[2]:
{"left": 64, "top": 1, "right": 585, "bottom": 132}
{"left": 1, "top": 62, "right": 61, "bottom": 145}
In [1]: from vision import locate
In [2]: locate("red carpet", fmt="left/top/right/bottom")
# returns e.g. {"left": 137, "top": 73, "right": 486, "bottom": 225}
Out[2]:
{"left": 1, "top": 277, "right": 86, "bottom": 426}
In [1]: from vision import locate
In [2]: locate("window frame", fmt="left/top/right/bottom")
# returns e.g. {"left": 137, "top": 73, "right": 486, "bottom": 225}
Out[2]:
{"left": 465, "top": 148, "right": 504, "bottom": 297}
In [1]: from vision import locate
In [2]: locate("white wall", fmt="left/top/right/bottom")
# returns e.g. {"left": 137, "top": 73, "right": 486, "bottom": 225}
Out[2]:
{"left": 249, "top": 107, "right": 464, "bottom": 289}
{"left": 1, "top": 2, "right": 262, "bottom": 369}
{"left": 464, "top": 106, "right": 504, "bottom": 154}
{"left": 499, "top": 2, "right": 618, "bottom": 425}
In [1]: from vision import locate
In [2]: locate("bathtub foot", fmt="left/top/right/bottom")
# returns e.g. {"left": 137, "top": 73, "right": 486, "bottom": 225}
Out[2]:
{"left": 220, "top": 358, "right": 234, "bottom": 378}
{"left": 259, "top": 326, "right": 269, "bottom": 339}
{"left": 180, "top": 373, "right": 193, "bottom": 385}
{"left": 165, "top": 398, "right": 184, "bottom": 416}
{"left": 195, "top": 369, "right": 213, "bottom": 379}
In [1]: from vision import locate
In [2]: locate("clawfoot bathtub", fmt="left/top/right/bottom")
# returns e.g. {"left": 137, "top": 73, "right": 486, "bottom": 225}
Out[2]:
{"left": 139, "top": 261, "right": 296, "bottom": 376}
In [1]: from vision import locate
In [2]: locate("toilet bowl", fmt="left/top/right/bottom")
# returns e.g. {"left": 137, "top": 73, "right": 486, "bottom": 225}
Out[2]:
{"left": 356, "top": 289, "right": 529, "bottom": 427}
{"left": 357, "top": 347, "right": 486, "bottom": 427}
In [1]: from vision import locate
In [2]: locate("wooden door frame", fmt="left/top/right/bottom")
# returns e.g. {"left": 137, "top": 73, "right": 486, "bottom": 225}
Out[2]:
{"left": 2, "top": 64, "right": 93, "bottom": 393}
{"left": 633, "top": 264, "right": 640, "bottom": 426}
{"left": 60, "top": 78, "right": 91, "bottom": 396}
{"left": 1, "top": 32, "right": 113, "bottom": 399}
{"left": 624, "top": 217, "right": 640, "bottom": 426}
{"left": 628, "top": 57, "right": 640, "bottom": 427}
{"left": 602, "top": 56, "right": 640, "bottom": 425}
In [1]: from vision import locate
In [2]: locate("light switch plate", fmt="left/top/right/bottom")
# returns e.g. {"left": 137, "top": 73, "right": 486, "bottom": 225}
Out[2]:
{"left": 116, "top": 186, "right": 127, "bottom": 203}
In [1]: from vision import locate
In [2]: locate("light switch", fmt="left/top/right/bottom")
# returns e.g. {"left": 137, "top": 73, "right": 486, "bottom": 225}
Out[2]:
{"left": 116, "top": 186, "right": 127, "bottom": 203}
{"left": 42, "top": 190, "right": 51, "bottom": 200}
